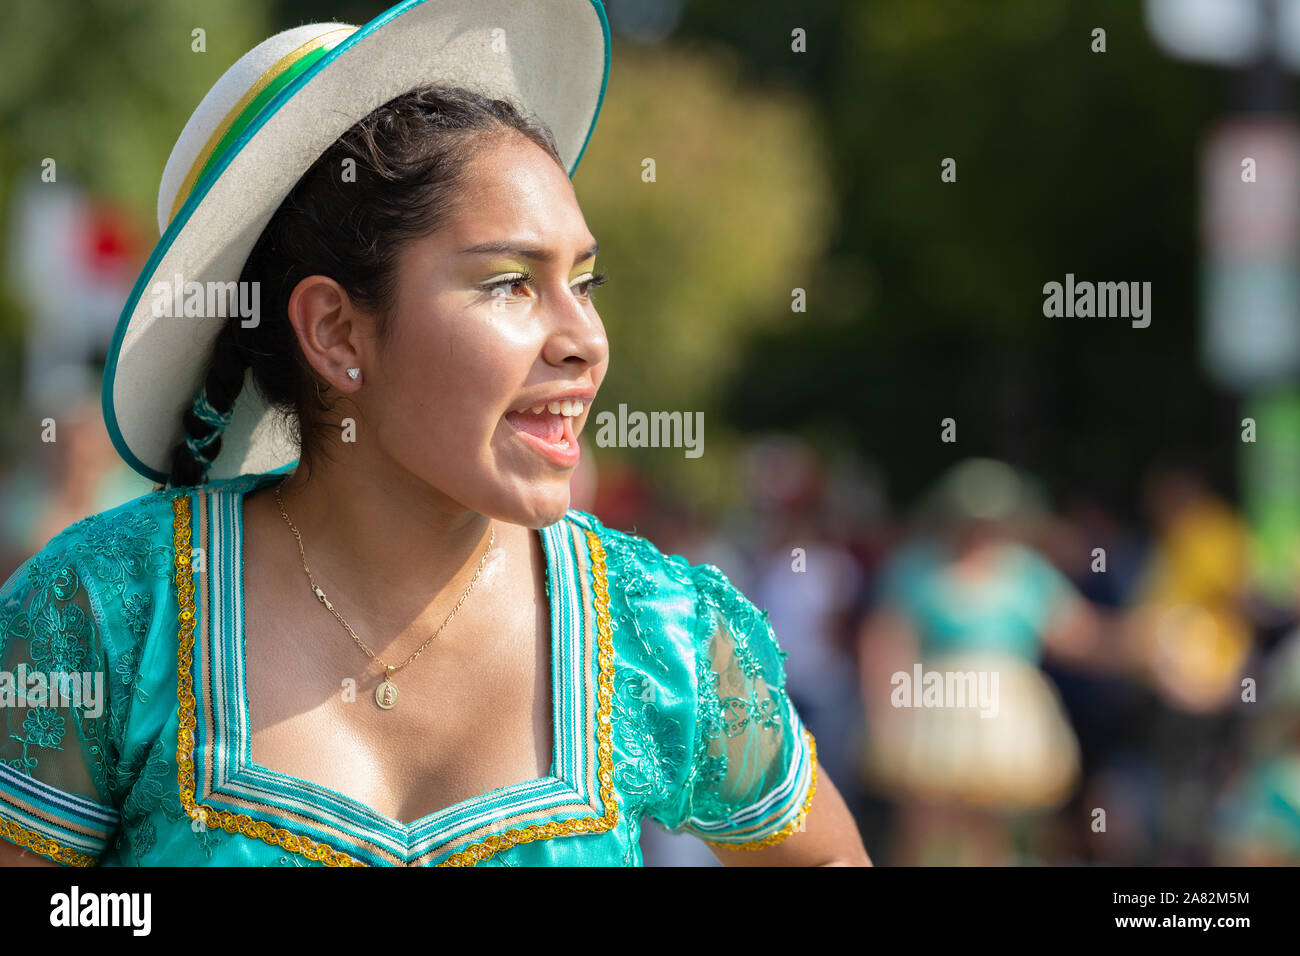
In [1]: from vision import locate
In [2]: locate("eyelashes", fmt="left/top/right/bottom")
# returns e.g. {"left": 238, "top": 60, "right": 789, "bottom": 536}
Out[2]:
{"left": 483, "top": 268, "right": 609, "bottom": 300}
{"left": 577, "top": 270, "right": 609, "bottom": 298}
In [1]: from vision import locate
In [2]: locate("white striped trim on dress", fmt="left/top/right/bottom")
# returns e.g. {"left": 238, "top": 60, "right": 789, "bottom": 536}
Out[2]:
{"left": 0, "top": 760, "right": 119, "bottom": 856}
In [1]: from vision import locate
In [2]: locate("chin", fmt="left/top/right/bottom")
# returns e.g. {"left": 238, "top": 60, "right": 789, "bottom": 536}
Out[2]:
{"left": 494, "top": 484, "right": 573, "bottom": 530}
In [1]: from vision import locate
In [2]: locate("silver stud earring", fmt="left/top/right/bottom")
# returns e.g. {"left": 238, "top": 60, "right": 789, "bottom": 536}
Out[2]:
{"left": 346, "top": 368, "right": 361, "bottom": 381}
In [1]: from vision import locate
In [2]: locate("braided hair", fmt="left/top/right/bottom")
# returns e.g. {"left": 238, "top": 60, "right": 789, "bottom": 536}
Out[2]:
{"left": 166, "top": 84, "right": 564, "bottom": 488}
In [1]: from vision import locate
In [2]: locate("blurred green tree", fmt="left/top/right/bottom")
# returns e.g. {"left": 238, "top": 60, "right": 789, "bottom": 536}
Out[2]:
{"left": 573, "top": 39, "right": 835, "bottom": 508}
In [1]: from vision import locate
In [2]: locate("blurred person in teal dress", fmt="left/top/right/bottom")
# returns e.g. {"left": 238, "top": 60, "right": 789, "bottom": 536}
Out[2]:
{"left": 0, "top": 1, "right": 869, "bottom": 867}
{"left": 857, "top": 458, "right": 1120, "bottom": 865}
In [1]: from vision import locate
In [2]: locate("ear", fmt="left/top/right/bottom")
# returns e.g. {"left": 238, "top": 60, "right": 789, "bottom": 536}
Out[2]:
{"left": 286, "top": 274, "right": 368, "bottom": 393}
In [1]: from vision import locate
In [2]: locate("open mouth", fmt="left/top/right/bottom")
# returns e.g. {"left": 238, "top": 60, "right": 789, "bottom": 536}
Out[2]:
{"left": 504, "top": 400, "right": 584, "bottom": 461}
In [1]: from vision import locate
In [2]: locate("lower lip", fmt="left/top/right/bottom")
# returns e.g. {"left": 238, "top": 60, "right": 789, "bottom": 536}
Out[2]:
{"left": 507, "top": 413, "right": 581, "bottom": 467}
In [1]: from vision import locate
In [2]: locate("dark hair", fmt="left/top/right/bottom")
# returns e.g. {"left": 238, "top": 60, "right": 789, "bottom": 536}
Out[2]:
{"left": 166, "top": 84, "right": 564, "bottom": 487}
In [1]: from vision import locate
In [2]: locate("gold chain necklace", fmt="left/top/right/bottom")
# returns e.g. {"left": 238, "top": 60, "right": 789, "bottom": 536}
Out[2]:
{"left": 273, "top": 485, "right": 495, "bottom": 710}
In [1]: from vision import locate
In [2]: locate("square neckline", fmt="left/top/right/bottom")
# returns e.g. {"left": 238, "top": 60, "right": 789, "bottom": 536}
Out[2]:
{"left": 237, "top": 472, "right": 560, "bottom": 819}
{"left": 186, "top": 471, "right": 603, "bottom": 864}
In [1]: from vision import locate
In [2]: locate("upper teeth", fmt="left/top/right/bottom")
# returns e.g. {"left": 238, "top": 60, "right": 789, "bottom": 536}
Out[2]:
{"left": 518, "top": 399, "right": 584, "bottom": 416}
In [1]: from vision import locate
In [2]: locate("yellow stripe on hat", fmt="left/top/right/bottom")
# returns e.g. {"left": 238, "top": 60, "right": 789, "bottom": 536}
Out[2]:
{"left": 167, "top": 26, "right": 356, "bottom": 227}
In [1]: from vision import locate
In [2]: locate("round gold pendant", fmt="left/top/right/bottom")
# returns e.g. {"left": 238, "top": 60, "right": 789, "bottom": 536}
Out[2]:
{"left": 375, "top": 678, "right": 398, "bottom": 710}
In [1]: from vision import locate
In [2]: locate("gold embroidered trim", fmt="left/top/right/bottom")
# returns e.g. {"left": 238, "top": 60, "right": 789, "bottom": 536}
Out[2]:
{"left": 0, "top": 817, "right": 98, "bottom": 867}
{"left": 172, "top": 495, "right": 363, "bottom": 866}
{"left": 437, "top": 528, "right": 620, "bottom": 865}
{"left": 703, "top": 729, "right": 819, "bottom": 852}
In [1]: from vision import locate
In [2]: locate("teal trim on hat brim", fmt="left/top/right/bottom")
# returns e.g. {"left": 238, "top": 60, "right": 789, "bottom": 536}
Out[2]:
{"left": 571, "top": 0, "right": 611, "bottom": 177}
{"left": 103, "top": 0, "right": 612, "bottom": 484}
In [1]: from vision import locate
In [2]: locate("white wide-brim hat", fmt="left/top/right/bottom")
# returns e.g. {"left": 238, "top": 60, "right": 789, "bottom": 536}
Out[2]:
{"left": 103, "top": 0, "right": 611, "bottom": 484}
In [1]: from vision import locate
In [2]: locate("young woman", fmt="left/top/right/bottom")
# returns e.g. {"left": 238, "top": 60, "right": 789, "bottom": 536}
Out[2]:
{"left": 0, "top": 1, "right": 868, "bottom": 866}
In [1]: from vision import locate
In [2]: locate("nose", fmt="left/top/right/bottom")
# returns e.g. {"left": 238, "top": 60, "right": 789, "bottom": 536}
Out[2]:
{"left": 542, "top": 288, "right": 608, "bottom": 370}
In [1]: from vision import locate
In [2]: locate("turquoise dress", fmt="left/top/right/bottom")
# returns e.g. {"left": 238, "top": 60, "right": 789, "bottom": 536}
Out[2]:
{"left": 0, "top": 472, "right": 816, "bottom": 866}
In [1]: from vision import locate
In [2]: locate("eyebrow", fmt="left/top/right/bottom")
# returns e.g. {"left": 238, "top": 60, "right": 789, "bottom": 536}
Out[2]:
{"left": 458, "top": 240, "right": 599, "bottom": 265}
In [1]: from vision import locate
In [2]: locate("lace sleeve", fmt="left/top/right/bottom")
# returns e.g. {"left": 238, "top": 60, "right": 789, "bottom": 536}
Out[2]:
{"left": 651, "top": 564, "right": 817, "bottom": 850}
{"left": 0, "top": 542, "right": 120, "bottom": 865}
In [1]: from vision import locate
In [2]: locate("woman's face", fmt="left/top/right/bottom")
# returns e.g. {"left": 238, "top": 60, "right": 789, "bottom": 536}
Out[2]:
{"left": 358, "top": 133, "right": 609, "bottom": 528}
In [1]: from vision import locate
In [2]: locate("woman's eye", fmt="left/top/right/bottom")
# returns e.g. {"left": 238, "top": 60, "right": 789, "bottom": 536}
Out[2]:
{"left": 486, "top": 274, "right": 530, "bottom": 298}
{"left": 573, "top": 271, "right": 609, "bottom": 299}
{"left": 483, "top": 270, "right": 606, "bottom": 300}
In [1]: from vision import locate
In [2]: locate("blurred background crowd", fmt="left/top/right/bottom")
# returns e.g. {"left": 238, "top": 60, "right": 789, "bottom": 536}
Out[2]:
{"left": 626, "top": 443, "right": 1300, "bottom": 866}
{"left": 3, "top": 0, "right": 1300, "bottom": 864}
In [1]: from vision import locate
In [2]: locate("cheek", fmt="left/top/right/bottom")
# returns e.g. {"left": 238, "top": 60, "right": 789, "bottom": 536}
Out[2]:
{"left": 375, "top": 316, "right": 530, "bottom": 449}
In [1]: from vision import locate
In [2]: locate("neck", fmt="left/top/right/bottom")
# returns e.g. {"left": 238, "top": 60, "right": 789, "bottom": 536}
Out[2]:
{"left": 257, "top": 453, "right": 499, "bottom": 634}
